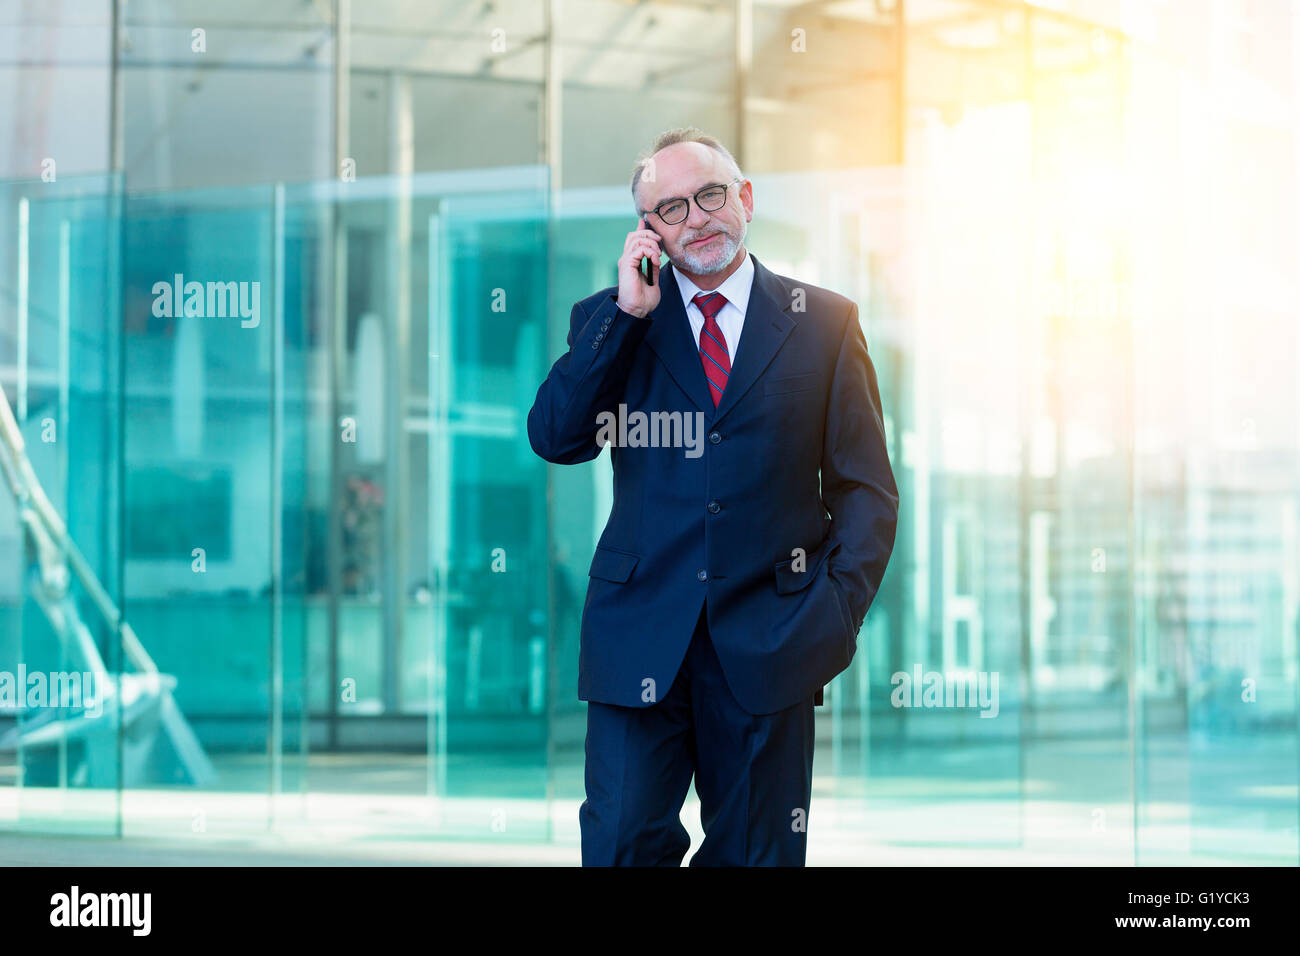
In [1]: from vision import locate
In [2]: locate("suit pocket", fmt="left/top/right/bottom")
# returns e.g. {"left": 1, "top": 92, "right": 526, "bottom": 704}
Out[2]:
{"left": 588, "top": 545, "right": 640, "bottom": 583}
{"left": 764, "top": 372, "right": 819, "bottom": 396}
{"left": 774, "top": 539, "right": 840, "bottom": 594}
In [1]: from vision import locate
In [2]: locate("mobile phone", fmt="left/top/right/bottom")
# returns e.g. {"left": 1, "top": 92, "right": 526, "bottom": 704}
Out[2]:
{"left": 640, "top": 218, "right": 659, "bottom": 286}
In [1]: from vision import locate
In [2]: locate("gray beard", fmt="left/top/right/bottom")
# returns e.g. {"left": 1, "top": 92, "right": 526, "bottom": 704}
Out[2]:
{"left": 674, "top": 224, "right": 745, "bottom": 275}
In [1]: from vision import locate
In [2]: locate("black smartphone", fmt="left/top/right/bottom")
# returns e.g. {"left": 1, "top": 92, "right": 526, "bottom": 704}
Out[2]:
{"left": 640, "top": 218, "right": 659, "bottom": 286}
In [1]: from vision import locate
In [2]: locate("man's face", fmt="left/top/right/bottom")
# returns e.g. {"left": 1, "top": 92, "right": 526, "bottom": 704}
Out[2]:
{"left": 638, "top": 142, "right": 753, "bottom": 276}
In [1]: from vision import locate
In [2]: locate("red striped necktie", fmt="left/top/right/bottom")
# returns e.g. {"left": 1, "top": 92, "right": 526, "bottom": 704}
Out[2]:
{"left": 693, "top": 291, "right": 731, "bottom": 407}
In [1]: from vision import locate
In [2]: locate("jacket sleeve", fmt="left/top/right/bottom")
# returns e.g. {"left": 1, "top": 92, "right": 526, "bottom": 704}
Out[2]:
{"left": 527, "top": 292, "right": 654, "bottom": 465}
{"left": 821, "top": 302, "right": 899, "bottom": 632}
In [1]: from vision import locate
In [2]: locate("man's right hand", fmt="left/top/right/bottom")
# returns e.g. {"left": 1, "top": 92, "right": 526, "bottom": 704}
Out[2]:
{"left": 616, "top": 218, "right": 662, "bottom": 318}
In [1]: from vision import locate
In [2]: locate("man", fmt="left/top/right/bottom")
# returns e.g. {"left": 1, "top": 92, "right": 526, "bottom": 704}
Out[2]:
{"left": 527, "top": 127, "right": 898, "bottom": 866}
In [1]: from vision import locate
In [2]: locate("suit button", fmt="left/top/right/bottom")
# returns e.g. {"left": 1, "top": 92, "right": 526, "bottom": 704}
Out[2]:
{"left": 707, "top": 500, "right": 720, "bottom": 514}
{"left": 602, "top": 318, "right": 612, "bottom": 328}
{"left": 709, "top": 431, "right": 721, "bottom": 444}
{"left": 697, "top": 569, "right": 708, "bottom": 581}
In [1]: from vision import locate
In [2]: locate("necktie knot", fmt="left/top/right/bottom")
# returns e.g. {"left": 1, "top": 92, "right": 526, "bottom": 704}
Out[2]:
{"left": 692, "top": 291, "right": 728, "bottom": 322}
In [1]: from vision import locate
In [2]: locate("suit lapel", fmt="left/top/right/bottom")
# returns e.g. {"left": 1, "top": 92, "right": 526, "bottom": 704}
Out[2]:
{"left": 709, "top": 252, "right": 794, "bottom": 427}
{"left": 643, "top": 263, "right": 714, "bottom": 415}
{"left": 643, "top": 252, "right": 796, "bottom": 424}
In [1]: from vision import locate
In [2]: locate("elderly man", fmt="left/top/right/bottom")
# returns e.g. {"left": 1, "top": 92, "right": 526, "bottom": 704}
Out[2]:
{"left": 528, "top": 127, "right": 898, "bottom": 866}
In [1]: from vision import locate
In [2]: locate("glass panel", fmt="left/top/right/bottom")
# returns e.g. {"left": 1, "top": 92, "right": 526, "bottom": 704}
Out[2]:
{"left": 427, "top": 173, "right": 552, "bottom": 838}
{"left": 1, "top": 174, "right": 123, "bottom": 835}
{"left": 117, "top": 186, "right": 276, "bottom": 838}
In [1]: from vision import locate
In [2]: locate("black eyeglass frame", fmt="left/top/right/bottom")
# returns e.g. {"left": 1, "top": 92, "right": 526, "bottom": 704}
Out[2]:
{"left": 642, "top": 178, "right": 744, "bottom": 226}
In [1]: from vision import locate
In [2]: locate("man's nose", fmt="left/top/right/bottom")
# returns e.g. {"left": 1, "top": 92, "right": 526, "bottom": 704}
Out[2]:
{"left": 684, "top": 201, "right": 712, "bottom": 230}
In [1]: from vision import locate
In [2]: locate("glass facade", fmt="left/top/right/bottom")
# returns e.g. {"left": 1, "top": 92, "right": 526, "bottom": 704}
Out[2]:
{"left": 0, "top": 0, "right": 1296, "bottom": 864}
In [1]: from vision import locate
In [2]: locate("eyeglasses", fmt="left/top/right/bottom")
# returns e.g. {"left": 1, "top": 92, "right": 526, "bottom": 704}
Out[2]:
{"left": 644, "top": 178, "right": 743, "bottom": 226}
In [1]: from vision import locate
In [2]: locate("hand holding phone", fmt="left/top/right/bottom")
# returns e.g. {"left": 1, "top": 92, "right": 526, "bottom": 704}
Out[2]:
{"left": 616, "top": 218, "right": 662, "bottom": 318}
{"left": 641, "top": 220, "right": 660, "bottom": 286}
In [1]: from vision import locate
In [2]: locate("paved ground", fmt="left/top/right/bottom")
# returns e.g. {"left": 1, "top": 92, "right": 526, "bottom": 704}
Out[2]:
{"left": 1, "top": 735, "right": 1294, "bottom": 866}
{"left": 0, "top": 792, "right": 1290, "bottom": 866}
{"left": 0, "top": 830, "right": 575, "bottom": 866}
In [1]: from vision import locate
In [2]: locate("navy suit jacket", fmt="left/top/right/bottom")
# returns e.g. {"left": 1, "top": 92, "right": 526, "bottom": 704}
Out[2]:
{"left": 528, "top": 252, "right": 898, "bottom": 715}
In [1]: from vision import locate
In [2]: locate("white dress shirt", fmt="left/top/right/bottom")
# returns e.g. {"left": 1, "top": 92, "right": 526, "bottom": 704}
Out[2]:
{"left": 675, "top": 247, "right": 754, "bottom": 363}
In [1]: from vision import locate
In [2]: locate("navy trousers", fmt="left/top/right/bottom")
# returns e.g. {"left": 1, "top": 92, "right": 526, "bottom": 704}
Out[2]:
{"left": 579, "top": 601, "right": 816, "bottom": 866}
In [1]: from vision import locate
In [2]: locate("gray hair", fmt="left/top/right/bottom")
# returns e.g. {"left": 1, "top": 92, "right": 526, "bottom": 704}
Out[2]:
{"left": 630, "top": 127, "right": 743, "bottom": 213}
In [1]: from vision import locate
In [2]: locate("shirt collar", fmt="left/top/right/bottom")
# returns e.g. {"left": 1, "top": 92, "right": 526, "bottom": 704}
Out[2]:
{"left": 675, "top": 246, "right": 754, "bottom": 317}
